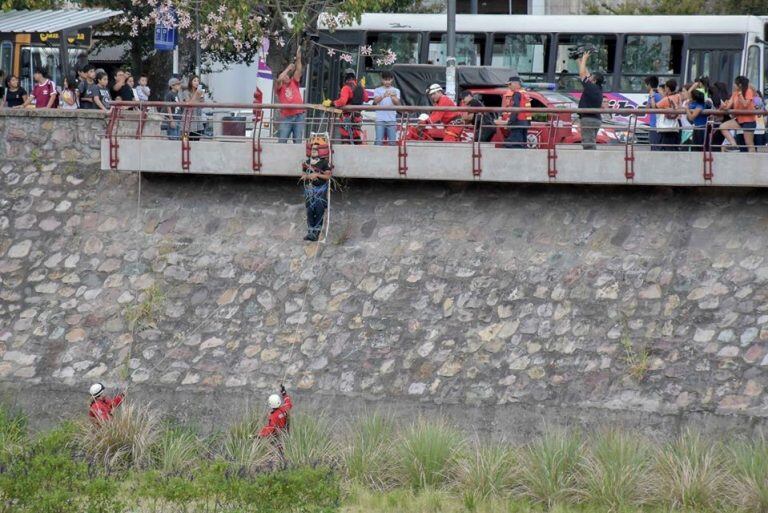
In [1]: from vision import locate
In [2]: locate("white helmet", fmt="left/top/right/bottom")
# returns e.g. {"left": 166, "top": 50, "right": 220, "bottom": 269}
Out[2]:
{"left": 268, "top": 394, "right": 282, "bottom": 409}
{"left": 418, "top": 113, "right": 430, "bottom": 122}
{"left": 89, "top": 383, "right": 105, "bottom": 398}
{"left": 426, "top": 83, "right": 443, "bottom": 95}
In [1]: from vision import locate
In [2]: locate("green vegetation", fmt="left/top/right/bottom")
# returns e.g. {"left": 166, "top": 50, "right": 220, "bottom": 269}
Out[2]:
{"left": 2, "top": 403, "right": 768, "bottom": 513}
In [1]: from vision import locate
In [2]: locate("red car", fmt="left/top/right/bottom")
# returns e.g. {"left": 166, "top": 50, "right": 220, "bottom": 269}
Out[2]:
{"left": 464, "top": 87, "right": 613, "bottom": 149}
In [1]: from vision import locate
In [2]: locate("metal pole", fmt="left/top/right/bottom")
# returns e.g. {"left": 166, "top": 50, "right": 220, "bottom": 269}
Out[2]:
{"left": 470, "top": 0, "right": 478, "bottom": 14}
{"left": 59, "top": 29, "right": 71, "bottom": 83}
{"left": 446, "top": 0, "right": 457, "bottom": 100}
{"left": 195, "top": 0, "right": 201, "bottom": 74}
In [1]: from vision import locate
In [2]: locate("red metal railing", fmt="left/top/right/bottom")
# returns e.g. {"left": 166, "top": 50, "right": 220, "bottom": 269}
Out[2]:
{"left": 105, "top": 101, "right": 767, "bottom": 181}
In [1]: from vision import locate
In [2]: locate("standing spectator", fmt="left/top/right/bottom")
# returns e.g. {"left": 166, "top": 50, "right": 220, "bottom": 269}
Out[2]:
{"left": 719, "top": 76, "right": 756, "bottom": 152}
{"left": 125, "top": 75, "right": 140, "bottom": 101}
{"left": 372, "top": 70, "right": 401, "bottom": 146}
{"left": 654, "top": 79, "right": 682, "bottom": 151}
{"left": 2, "top": 75, "right": 27, "bottom": 108}
{"left": 274, "top": 46, "right": 305, "bottom": 144}
{"left": 179, "top": 75, "right": 205, "bottom": 140}
{"left": 92, "top": 71, "right": 112, "bottom": 111}
{"left": 135, "top": 74, "right": 151, "bottom": 101}
{"left": 163, "top": 77, "right": 182, "bottom": 139}
{"left": 460, "top": 90, "right": 495, "bottom": 142}
{"left": 78, "top": 66, "right": 97, "bottom": 109}
{"left": 0, "top": 70, "right": 5, "bottom": 101}
{"left": 576, "top": 51, "right": 604, "bottom": 150}
{"left": 497, "top": 76, "right": 531, "bottom": 149}
{"left": 644, "top": 76, "right": 662, "bottom": 150}
{"left": 111, "top": 69, "right": 134, "bottom": 102}
{"left": 685, "top": 88, "right": 708, "bottom": 151}
{"left": 25, "top": 69, "right": 57, "bottom": 108}
{"left": 58, "top": 75, "right": 78, "bottom": 110}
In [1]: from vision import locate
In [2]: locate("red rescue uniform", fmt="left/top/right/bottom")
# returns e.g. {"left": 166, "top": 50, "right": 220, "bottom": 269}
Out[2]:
{"left": 89, "top": 394, "right": 124, "bottom": 422}
{"left": 425, "top": 95, "right": 463, "bottom": 141}
{"left": 259, "top": 394, "right": 293, "bottom": 438}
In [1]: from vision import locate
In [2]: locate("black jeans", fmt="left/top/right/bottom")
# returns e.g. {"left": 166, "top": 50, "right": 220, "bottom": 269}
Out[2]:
{"left": 504, "top": 120, "right": 530, "bottom": 148}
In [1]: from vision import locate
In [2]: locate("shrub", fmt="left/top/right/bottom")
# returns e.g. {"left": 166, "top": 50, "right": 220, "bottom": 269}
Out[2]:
{"left": 653, "top": 429, "right": 730, "bottom": 511}
{"left": 516, "top": 429, "right": 583, "bottom": 508}
{"left": 454, "top": 440, "right": 516, "bottom": 503}
{"left": 282, "top": 413, "right": 338, "bottom": 468}
{"left": 398, "top": 418, "right": 465, "bottom": 490}
{"left": 577, "top": 428, "right": 653, "bottom": 511}
{"left": 344, "top": 412, "right": 398, "bottom": 490}
{"left": 77, "top": 402, "right": 159, "bottom": 472}
{"left": 727, "top": 434, "right": 768, "bottom": 513}
{"left": 0, "top": 405, "right": 27, "bottom": 463}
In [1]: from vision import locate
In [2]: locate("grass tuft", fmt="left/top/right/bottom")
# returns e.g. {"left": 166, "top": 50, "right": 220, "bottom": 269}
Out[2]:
{"left": 153, "top": 426, "right": 203, "bottom": 476}
{"left": 577, "top": 428, "right": 653, "bottom": 511}
{"left": 398, "top": 418, "right": 465, "bottom": 490}
{"left": 282, "top": 413, "right": 338, "bottom": 468}
{"left": 454, "top": 440, "right": 516, "bottom": 502}
{"left": 344, "top": 411, "right": 399, "bottom": 490}
{"left": 654, "top": 428, "right": 730, "bottom": 511}
{"left": 77, "top": 402, "right": 159, "bottom": 472}
{"left": 727, "top": 433, "right": 768, "bottom": 513}
{"left": 517, "top": 428, "right": 583, "bottom": 508}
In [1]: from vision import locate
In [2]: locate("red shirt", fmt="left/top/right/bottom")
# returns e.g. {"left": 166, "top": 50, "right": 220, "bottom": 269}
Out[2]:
{"left": 259, "top": 394, "right": 293, "bottom": 437}
{"left": 333, "top": 81, "right": 370, "bottom": 108}
{"left": 253, "top": 88, "right": 263, "bottom": 122}
{"left": 428, "top": 95, "right": 460, "bottom": 125}
{"left": 88, "top": 394, "right": 123, "bottom": 422}
{"left": 275, "top": 79, "right": 304, "bottom": 117}
{"left": 32, "top": 79, "right": 57, "bottom": 108}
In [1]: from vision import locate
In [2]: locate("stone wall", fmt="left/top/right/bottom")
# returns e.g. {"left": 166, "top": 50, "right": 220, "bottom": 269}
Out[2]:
{"left": 2, "top": 111, "right": 768, "bottom": 439}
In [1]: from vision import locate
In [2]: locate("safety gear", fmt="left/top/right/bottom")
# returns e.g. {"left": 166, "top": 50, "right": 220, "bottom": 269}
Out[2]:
{"left": 360, "top": 76, "right": 366, "bottom": 88}
{"left": 280, "top": 384, "right": 287, "bottom": 396}
{"left": 333, "top": 80, "right": 370, "bottom": 144}
{"left": 322, "top": 99, "right": 332, "bottom": 108}
{"left": 268, "top": 394, "right": 282, "bottom": 409}
{"left": 425, "top": 95, "right": 463, "bottom": 141}
{"left": 260, "top": 394, "right": 293, "bottom": 438}
{"left": 89, "top": 383, "right": 105, "bottom": 398}
{"left": 426, "top": 83, "right": 443, "bottom": 95}
{"left": 503, "top": 89, "right": 532, "bottom": 122}
{"left": 89, "top": 393, "right": 124, "bottom": 422}
{"left": 418, "top": 113, "right": 430, "bottom": 122}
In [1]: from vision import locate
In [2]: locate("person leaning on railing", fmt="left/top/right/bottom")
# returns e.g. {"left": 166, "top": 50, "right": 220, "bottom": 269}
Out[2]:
{"left": 685, "top": 87, "right": 708, "bottom": 152}
{"left": 652, "top": 79, "right": 682, "bottom": 152}
{"left": 719, "top": 76, "right": 756, "bottom": 153}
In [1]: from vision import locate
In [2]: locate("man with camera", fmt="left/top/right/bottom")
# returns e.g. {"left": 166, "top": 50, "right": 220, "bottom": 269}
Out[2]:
{"left": 577, "top": 51, "right": 604, "bottom": 150}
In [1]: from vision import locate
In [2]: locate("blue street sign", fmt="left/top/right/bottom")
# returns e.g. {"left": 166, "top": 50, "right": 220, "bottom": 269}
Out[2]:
{"left": 154, "top": 8, "right": 177, "bottom": 51}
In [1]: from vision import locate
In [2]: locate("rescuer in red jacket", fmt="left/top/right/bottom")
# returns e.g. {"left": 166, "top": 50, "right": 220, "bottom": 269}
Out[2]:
{"left": 259, "top": 384, "right": 293, "bottom": 438}
{"left": 323, "top": 69, "right": 369, "bottom": 144}
{"left": 88, "top": 382, "right": 124, "bottom": 422}
{"left": 420, "top": 83, "right": 464, "bottom": 142}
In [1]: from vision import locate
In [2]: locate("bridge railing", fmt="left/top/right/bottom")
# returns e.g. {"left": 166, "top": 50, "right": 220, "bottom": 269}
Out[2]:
{"left": 103, "top": 101, "right": 767, "bottom": 183}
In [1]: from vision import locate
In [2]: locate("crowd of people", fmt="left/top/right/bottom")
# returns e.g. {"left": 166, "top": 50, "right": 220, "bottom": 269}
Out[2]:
{"left": 1, "top": 56, "right": 766, "bottom": 151}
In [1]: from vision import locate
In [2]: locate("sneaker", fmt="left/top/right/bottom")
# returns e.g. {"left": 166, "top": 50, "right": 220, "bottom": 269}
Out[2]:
{"left": 303, "top": 234, "right": 313, "bottom": 241}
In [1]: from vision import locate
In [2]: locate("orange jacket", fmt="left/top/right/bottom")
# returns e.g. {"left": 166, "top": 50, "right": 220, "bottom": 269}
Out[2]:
{"left": 503, "top": 89, "right": 532, "bottom": 121}
{"left": 89, "top": 394, "right": 124, "bottom": 422}
{"left": 428, "top": 95, "right": 460, "bottom": 125}
{"left": 259, "top": 394, "right": 293, "bottom": 437}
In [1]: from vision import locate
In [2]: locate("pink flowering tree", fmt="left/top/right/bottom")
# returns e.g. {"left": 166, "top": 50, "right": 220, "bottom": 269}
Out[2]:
{"left": 83, "top": 0, "right": 400, "bottom": 82}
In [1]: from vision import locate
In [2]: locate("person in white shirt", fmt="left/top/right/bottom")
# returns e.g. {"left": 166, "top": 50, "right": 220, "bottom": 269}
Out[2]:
{"left": 372, "top": 70, "right": 401, "bottom": 146}
{"left": 135, "top": 74, "right": 151, "bottom": 101}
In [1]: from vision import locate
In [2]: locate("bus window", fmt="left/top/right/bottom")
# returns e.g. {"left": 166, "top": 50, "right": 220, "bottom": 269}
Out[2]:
{"left": 428, "top": 33, "right": 484, "bottom": 66}
{"left": 620, "top": 35, "right": 682, "bottom": 92}
{"left": 746, "top": 45, "right": 760, "bottom": 90}
{"left": 491, "top": 34, "right": 549, "bottom": 81}
{"left": 364, "top": 32, "right": 421, "bottom": 70}
{"left": 0, "top": 41, "right": 11, "bottom": 78}
{"left": 556, "top": 35, "right": 616, "bottom": 91}
{"left": 20, "top": 46, "right": 85, "bottom": 91}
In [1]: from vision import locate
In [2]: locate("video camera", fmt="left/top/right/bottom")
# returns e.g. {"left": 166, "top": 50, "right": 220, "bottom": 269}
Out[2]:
{"left": 568, "top": 44, "right": 599, "bottom": 60}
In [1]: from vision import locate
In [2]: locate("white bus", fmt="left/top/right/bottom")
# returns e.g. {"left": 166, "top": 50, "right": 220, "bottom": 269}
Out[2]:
{"left": 205, "top": 14, "right": 767, "bottom": 120}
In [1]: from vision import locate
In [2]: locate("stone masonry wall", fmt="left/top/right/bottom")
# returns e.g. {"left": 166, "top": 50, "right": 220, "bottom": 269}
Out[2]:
{"left": 2, "top": 111, "right": 768, "bottom": 438}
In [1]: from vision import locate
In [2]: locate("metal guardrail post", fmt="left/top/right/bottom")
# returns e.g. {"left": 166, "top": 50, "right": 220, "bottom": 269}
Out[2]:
{"left": 546, "top": 114, "right": 557, "bottom": 180}
{"left": 472, "top": 137, "right": 482, "bottom": 178}
{"left": 107, "top": 107, "right": 121, "bottom": 171}
{"left": 624, "top": 114, "right": 637, "bottom": 181}
{"left": 252, "top": 114, "right": 263, "bottom": 173}
{"left": 181, "top": 107, "right": 192, "bottom": 172}
{"left": 135, "top": 105, "right": 146, "bottom": 140}
{"left": 398, "top": 118, "right": 409, "bottom": 176}
{"left": 703, "top": 121, "right": 714, "bottom": 182}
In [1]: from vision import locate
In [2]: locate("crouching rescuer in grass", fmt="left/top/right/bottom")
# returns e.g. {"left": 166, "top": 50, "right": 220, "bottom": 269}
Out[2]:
{"left": 259, "top": 385, "right": 293, "bottom": 461}
{"left": 88, "top": 382, "right": 124, "bottom": 423}
{"left": 300, "top": 139, "right": 332, "bottom": 242}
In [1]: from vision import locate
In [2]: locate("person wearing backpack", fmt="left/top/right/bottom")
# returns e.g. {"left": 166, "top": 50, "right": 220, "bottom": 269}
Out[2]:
{"left": 652, "top": 79, "right": 682, "bottom": 151}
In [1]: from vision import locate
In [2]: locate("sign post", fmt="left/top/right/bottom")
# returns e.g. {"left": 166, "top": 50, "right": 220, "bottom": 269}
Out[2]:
{"left": 154, "top": 9, "right": 177, "bottom": 52}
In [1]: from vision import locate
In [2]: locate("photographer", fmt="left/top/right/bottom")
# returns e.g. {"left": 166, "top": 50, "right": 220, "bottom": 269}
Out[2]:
{"left": 577, "top": 51, "right": 604, "bottom": 150}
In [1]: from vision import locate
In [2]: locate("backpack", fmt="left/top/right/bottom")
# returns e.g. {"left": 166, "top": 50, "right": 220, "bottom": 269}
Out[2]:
{"left": 349, "top": 82, "right": 365, "bottom": 105}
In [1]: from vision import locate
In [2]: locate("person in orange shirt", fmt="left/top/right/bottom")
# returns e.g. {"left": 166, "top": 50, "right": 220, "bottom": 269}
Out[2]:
{"left": 421, "top": 83, "right": 463, "bottom": 142}
{"left": 651, "top": 79, "right": 683, "bottom": 151}
{"left": 719, "top": 76, "right": 756, "bottom": 152}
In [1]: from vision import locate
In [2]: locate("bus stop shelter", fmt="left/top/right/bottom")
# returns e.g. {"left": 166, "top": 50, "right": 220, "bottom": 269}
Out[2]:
{"left": 0, "top": 8, "right": 120, "bottom": 90}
